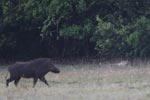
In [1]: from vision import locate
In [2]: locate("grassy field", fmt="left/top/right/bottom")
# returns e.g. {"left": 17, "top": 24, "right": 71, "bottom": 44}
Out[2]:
{"left": 0, "top": 61, "right": 150, "bottom": 100}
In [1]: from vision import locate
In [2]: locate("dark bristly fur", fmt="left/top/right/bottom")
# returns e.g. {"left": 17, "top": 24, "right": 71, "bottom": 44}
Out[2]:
{"left": 6, "top": 58, "right": 60, "bottom": 87}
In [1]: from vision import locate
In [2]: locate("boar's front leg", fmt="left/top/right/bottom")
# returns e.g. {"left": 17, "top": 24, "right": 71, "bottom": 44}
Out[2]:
{"left": 39, "top": 77, "right": 49, "bottom": 87}
{"left": 33, "top": 78, "right": 38, "bottom": 88}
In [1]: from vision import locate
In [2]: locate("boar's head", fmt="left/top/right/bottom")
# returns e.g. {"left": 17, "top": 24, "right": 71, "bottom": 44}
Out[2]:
{"left": 48, "top": 63, "right": 60, "bottom": 73}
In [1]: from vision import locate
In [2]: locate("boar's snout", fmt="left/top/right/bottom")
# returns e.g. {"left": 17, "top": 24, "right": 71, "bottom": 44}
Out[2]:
{"left": 49, "top": 66, "right": 60, "bottom": 73}
{"left": 53, "top": 68, "right": 60, "bottom": 73}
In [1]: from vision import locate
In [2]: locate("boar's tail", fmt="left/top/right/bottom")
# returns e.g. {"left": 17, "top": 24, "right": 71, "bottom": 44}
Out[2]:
{"left": 5, "top": 71, "right": 9, "bottom": 80}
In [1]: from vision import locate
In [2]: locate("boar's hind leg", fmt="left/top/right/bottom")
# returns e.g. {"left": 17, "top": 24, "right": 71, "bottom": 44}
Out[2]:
{"left": 39, "top": 77, "right": 49, "bottom": 87}
{"left": 6, "top": 78, "right": 14, "bottom": 87}
{"left": 14, "top": 77, "right": 21, "bottom": 87}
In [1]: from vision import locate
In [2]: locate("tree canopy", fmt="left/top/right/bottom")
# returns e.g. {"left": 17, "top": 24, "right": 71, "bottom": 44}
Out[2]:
{"left": 0, "top": 0, "right": 150, "bottom": 60}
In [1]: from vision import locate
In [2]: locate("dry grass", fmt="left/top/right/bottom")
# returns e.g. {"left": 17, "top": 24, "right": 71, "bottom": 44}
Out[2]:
{"left": 0, "top": 62, "right": 150, "bottom": 100}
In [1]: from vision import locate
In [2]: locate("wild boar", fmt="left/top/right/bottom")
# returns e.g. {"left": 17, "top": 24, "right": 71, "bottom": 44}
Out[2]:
{"left": 6, "top": 58, "right": 60, "bottom": 87}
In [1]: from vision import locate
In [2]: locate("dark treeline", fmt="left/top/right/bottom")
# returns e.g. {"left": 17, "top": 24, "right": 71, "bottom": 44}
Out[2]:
{"left": 0, "top": 0, "right": 150, "bottom": 60}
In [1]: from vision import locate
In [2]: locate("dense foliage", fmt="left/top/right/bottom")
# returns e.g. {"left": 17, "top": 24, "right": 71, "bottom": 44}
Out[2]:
{"left": 0, "top": 0, "right": 150, "bottom": 59}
